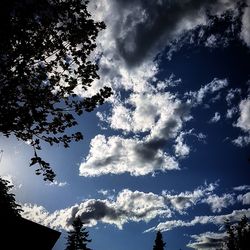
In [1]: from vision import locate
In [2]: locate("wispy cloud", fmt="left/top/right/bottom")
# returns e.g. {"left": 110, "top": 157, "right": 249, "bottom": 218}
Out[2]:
{"left": 145, "top": 208, "right": 250, "bottom": 232}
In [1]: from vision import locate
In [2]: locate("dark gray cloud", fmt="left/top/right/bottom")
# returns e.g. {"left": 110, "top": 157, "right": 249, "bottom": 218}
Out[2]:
{"left": 112, "top": 0, "right": 237, "bottom": 67}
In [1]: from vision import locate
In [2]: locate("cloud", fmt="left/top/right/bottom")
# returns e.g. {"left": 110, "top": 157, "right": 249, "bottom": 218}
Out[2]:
{"left": 235, "top": 98, "right": 250, "bottom": 133}
{"left": 209, "top": 112, "right": 221, "bottom": 123}
{"left": 162, "top": 182, "right": 217, "bottom": 212}
{"left": 145, "top": 208, "right": 250, "bottom": 232}
{"left": 22, "top": 189, "right": 171, "bottom": 230}
{"left": 233, "top": 97, "right": 250, "bottom": 146}
{"left": 233, "top": 185, "right": 250, "bottom": 191}
{"left": 187, "top": 232, "right": 226, "bottom": 250}
{"left": 21, "top": 183, "right": 218, "bottom": 231}
{"left": 237, "top": 192, "right": 250, "bottom": 205}
{"left": 202, "top": 194, "right": 235, "bottom": 213}
{"left": 48, "top": 180, "right": 68, "bottom": 187}
{"left": 185, "top": 78, "right": 228, "bottom": 105}
{"left": 79, "top": 135, "right": 179, "bottom": 177}
{"left": 80, "top": 88, "right": 193, "bottom": 177}
{"left": 241, "top": 0, "right": 250, "bottom": 47}
{"left": 91, "top": 0, "right": 240, "bottom": 68}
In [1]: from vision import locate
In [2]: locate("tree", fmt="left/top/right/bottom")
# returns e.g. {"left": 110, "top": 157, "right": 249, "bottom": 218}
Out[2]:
{"left": 225, "top": 215, "right": 250, "bottom": 250}
{"left": 0, "top": 0, "right": 112, "bottom": 181}
{"left": 0, "top": 177, "right": 22, "bottom": 219}
{"left": 153, "top": 231, "right": 166, "bottom": 250}
{"left": 65, "top": 217, "right": 91, "bottom": 250}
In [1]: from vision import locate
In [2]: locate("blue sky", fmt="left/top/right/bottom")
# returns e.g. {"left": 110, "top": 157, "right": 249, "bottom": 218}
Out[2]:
{"left": 1, "top": 0, "right": 250, "bottom": 249}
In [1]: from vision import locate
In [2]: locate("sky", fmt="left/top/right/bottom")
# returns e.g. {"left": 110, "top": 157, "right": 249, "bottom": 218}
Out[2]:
{"left": 1, "top": 0, "right": 250, "bottom": 249}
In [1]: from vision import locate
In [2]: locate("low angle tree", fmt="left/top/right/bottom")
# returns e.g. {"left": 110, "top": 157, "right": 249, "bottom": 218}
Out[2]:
{"left": 224, "top": 215, "right": 250, "bottom": 250}
{"left": 65, "top": 216, "right": 91, "bottom": 250}
{"left": 0, "top": 177, "right": 22, "bottom": 219}
{"left": 153, "top": 231, "right": 166, "bottom": 250}
{"left": 0, "top": 0, "right": 112, "bottom": 181}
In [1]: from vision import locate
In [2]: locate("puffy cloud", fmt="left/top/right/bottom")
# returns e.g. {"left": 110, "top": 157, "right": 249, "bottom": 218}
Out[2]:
{"left": 79, "top": 135, "right": 179, "bottom": 177}
{"left": 22, "top": 189, "right": 171, "bottom": 230}
{"left": 187, "top": 232, "right": 226, "bottom": 250}
{"left": 234, "top": 185, "right": 250, "bottom": 191}
{"left": 209, "top": 112, "right": 221, "bottom": 123}
{"left": 241, "top": 0, "right": 250, "bottom": 47}
{"left": 237, "top": 192, "right": 250, "bottom": 205}
{"left": 232, "top": 97, "right": 250, "bottom": 146}
{"left": 185, "top": 78, "right": 228, "bottom": 105}
{"left": 235, "top": 98, "right": 250, "bottom": 133}
{"left": 145, "top": 208, "right": 250, "bottom": 232}
{"left": 21, "top": 184, "right": 219, "bottom": 231}
{"left": 48, "top": 180, "right": 68, "bottom": 187}
{"left": 202, "top": 194, "right": 235, "bottom": 213}
{"left": 226, "top": 88, "right": 241, "bottom": 105}
{"left": 174, "top": 132, "right": 191, "bottom": 158}
{"left": 226, "top": 107, "right": 238, "bottom": 119}
{"left": 162, "top": 183, "right": 217, "bottom": 212}
{"left": 80, "top": 89, "right": 193, "bottom": 177}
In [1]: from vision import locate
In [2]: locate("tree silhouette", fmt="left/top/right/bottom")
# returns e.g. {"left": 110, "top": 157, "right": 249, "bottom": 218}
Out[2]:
{"left": 65, "top": 217, "right": 91, "bottom": 250}
{"left": 0, "top": 0, "right": 112, "bottom": 181}
{"left": 225, "top": 215, "right": 250, "bottom": 250}
{"left": 0, "top": 177, "right": 22, "bottom": 219}
{"left": 153, "top": 231, "right": 166, "bottom": 250}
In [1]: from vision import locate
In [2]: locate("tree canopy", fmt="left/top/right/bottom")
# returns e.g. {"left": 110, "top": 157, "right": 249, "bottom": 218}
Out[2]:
{"left": 65, "top": 217, "right": 91, "bottom": 250}
{"left": 225, "top": 215, "right": 250, "bottom": 250}
{"left": 0, "top": 0, "right": 112, "bottom": 181}
{"left": 153, "top": 231, "right": 166, "bottom": 250}
{"left": 0, "top": 177, "right": 22, "bottom": 219}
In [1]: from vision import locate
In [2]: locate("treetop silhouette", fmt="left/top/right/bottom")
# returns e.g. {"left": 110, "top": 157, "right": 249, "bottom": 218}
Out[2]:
{"left": 0, "top": 0, "right": 112, "bottom": 181}
{"left": 153, "top": 231, "right": 166, "bottom": 250}
{"left": 65, "top": 216, "right": 91, "bottom": 250}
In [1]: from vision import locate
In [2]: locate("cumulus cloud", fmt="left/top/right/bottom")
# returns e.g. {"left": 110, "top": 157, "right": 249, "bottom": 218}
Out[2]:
{"left": 187, "top": 232, "right": 226, "bottom": 250}
{"left": 22, "top": 189, "right": 171, "bottom": 230}
{"left": 145, "top": 208, "right": 250, "bottom": 232}
{"left": 21, "top": 184, "right": 219, "bottom": 231}
{"left": 209, "top": 112, "right": 221, "bottom": 123}
{"left": 235, "top": 98, "right": 250, "bottom": 133}
{"left": 241, "top": 0, "right": 250, "bottom": 47}
{"left": 79, "top": 135, "right": 179, "bottom": 177}
{"left": 185, "top": 78, "right": 228, "bottom": 105}
{"left": 48, "top": 180, "right": 68, "bottom": 187}
{"left": 233, "top": 97, "right": 250, "bottom": 146}
{"left": 234, "top": 185, "right": 250, "bottom": 191}
{"left": 237, "top": 192, "right": 250, "bottom": 205}
{"left": 202, "top": 194, "right": 235, "bottom": 213}
{"left": 162, "top": 182, "right": 217, "bottom": 212}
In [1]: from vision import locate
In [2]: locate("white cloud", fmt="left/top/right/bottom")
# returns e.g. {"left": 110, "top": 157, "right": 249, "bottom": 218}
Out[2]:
{"left": 162, "top": 182, "right": 217, "bottom": 213}
{"left": 174, "top": 132, "right": 190, "bottom": 158}
{"left": 48, "top": 180, "right": 68, "bottom": 187}
{"left": 226, "top": 107, "right": 238, "bottom": 119}
{"left": 79, "top": 134, "right": 179, "bottom": 177}
{"left": 185, "top": 78, "right": 228, "bottom": 105}
{"left": 22, "top": 189, "right": 171, "bottom": 230}
{"left": 241, "top": 0, "right": 250, "bottom": 47}
{"left": 235, "top": 98, "right": 250, "bottom": 133}
{"left": 237, "top": 192, "right": 250, "bottom": 205}
{"left": 145, "top": 208, "right": 250, "bottom": 232}
{"left": 234, "top": 185, "right": 250, "bottom": 191}
{"left": 21, "top": 183, "right": 219, "bottom": 231}
{"left": 209, "top": 112, "right": 221, "bottom": 123}
{"left": 226, "top": 88, "right": 241, "bottom": 105}
{"left": 187, "top": 232, "right": 226, "bottom": 250}
{"left": 202, "top": 194, "right": 235, "bottom": 213}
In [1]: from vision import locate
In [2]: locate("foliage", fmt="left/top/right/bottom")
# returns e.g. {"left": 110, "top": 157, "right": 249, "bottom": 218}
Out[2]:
{"left": 225, "top": 215, "right": 250, "bottom": 250}
{"left": 0, "top": 0, "right": 112, "bottom": 181}
{"left": 65, "top": 217, "right": 91, "bottom": 250}
{"left": 153, "top": 231, "right": 166, "bottom": 250}
{"left": 0, "top": 177, "right": 22, "bottom": 219}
